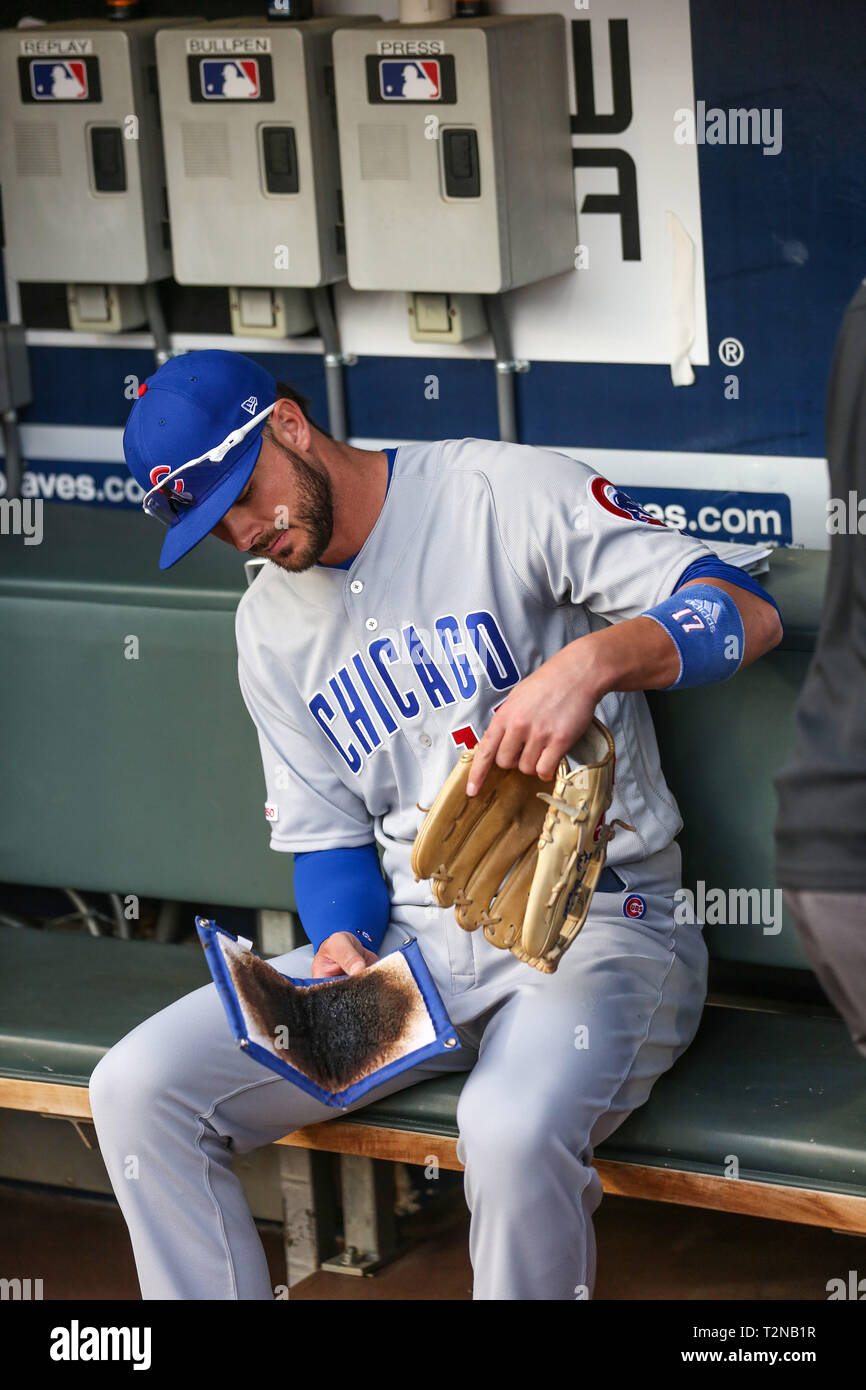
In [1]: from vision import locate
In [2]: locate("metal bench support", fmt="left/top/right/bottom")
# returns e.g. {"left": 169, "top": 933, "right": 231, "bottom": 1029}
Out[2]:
{"left": 320, "top": 1155, "right": 399, "bottom": 1276}
{"left": 277, "top": 1147, "right": 339, "bottom": 1290}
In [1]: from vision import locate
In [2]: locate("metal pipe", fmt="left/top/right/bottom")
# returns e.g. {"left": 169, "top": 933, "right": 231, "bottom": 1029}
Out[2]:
{"left": 482, "top": 294, "right": 525, "bottom": 444}
{"left": 399, "top": 0, "right": 452, "bottom": 23}
{"left": 494, "top": 363, "right": 518, "bottom": 443}
{"left": 311, "top": 285, "right": 350, "bottom": 443}
{"left": 324, "top": 358, "right": 347, "bottom": 444}
{"left": 143, "top": 281, "right": 172, "bottom": 367}
{"left": 62, "top": 888, "right": 103, "bottom": 938}
{"left": 108, "top": 891, "right": 132, "bottom": 940}
{"left": 2, "top": 411, "right": 22, "bottom": 500}
{"left": 155, "top": 899, "right": 184, "bottom": 944}
{"left": 0, "top": 910, "right": 32, "bottom": 930}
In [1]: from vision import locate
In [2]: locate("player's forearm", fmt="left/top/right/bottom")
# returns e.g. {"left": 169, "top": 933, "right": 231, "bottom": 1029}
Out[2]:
{"left": 576, "top": 617, "right": 682, "bottom": 700}
{"left": 575, "top": 580, "right": 783, "bottom": 701}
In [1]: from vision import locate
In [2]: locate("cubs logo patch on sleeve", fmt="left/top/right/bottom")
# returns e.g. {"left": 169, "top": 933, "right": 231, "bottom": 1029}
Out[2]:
{"left": 587, "top": 475, "right": 668, "bottom": 528}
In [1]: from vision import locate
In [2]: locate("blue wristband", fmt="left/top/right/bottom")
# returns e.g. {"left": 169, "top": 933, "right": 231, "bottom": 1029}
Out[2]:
{"left": 641, "top": 584, "right": 745, "bottom": 690}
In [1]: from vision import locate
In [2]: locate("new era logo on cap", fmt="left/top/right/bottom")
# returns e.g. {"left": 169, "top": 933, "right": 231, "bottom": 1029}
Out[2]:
{"left": 241, "top": 397, "right": 258, "bottom": 415}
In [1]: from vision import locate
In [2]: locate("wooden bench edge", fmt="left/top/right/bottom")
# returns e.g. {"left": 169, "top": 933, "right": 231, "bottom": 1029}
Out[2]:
{"left": 278, "top": 1123, "right": 866, "bottom": 1233}
{"left": 4, "top": 1080, "right": 864, "bottom": 1235}
{"left": 0, "top": 1078, "right": 93, "bottom": 1118}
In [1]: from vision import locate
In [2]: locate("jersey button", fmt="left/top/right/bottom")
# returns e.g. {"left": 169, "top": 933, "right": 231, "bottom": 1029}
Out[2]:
{"left": 349, "top": 579, "right": 363, "bottom": 594}
{"left": 364, "top": 617, "right": 378, "bottom": 631}
{"left": 419, "top": 733, "right": 432, "bottom": 747}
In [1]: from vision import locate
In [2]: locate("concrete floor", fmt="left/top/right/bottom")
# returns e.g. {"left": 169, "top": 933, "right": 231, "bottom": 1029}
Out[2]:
{"left": 0, "top": 1177, "right": 861, "bottom": 1301}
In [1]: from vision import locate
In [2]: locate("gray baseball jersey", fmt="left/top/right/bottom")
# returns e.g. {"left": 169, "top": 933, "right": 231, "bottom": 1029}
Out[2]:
{"left": 235, "top": 437, "right": 713, "bottom": 936}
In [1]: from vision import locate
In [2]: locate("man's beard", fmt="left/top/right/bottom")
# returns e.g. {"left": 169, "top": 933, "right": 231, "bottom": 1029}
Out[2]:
{"left": 257, "top": 444, "right": 334, "bottom": 571}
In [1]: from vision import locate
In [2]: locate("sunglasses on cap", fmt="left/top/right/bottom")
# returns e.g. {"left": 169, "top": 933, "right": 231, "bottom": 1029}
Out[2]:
{"left": 140, "top": 401, "right": 276, "bottom": 527}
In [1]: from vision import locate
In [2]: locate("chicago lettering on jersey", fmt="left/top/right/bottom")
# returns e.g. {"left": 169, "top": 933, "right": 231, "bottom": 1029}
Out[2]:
{"left": 308, "top": 609, "right": 520, "bottom": 773}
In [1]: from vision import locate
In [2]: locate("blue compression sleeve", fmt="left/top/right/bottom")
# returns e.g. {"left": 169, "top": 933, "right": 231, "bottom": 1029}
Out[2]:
{"left": 292, "top": 842, "right": 390, "bottom": 954}
{"left": 673, "top": 556, "right": 782, "bottom": 622}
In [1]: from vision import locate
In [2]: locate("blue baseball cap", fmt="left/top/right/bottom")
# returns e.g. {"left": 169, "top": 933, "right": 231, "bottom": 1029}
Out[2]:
{"left": 123, "top": 349, "right": 278, "bottom": 571}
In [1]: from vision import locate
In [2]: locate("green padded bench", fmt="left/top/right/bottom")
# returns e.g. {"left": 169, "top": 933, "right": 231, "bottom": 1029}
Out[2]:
{"left": 1, "top": 928, "right": 864, "bottom": 1238}
{"left": 1, "top": 510, "right": 863, "bottom": 1240}
{"left": 0, "top": 929, "right": 211, "bottom": 1105}
{"left": 0, "top": 505, "right": 295, "bottom": 908}
{"left": 287, "top": 1005, "right": 866, "bottom": 1232}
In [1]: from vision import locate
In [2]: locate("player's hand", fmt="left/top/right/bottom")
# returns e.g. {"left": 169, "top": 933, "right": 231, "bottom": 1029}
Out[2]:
{"left": 466, "top": 645, "right": 600, "bottom": 797}
{"left": 311, "top": 931, "right": 378, "bottom": 980}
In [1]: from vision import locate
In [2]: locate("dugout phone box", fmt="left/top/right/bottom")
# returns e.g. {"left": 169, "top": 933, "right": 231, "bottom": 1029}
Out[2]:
{"left": 0, "top": 19, "right": 183, "bottom": 286}
{"left": 333, "top": 14, "right": 577, "bottom": 293}
{"left": 156, "top": 16, "right": 377, "bottom": 290}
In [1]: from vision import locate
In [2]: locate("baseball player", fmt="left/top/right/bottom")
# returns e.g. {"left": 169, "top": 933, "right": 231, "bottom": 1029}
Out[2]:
{"left": 90, "top": 349, "right": 783, "bottom": 1300}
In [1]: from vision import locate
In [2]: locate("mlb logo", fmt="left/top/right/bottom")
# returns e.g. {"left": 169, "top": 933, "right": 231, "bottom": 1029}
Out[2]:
{"left": 30, "top": 60, "right": 88, "bottom": 101}
{"left": 379, "top": 59, "right": 441, "bottom": 101}
{"left": 200, "top": 59, "right": 261, "bottom": 100}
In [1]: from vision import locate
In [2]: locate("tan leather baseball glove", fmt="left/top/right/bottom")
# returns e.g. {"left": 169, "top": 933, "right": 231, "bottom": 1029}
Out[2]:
{"left": 411, "top": 717, "right": 634, "bottom": 974}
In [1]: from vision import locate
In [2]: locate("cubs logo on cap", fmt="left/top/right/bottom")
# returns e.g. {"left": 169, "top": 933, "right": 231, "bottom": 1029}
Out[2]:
{"left": 148, "top": 464, "right": 186, "bottom": 496}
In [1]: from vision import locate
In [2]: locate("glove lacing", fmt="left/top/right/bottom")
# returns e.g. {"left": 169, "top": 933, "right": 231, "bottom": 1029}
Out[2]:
{"left": 427, "top": 863, "right": 504, "bottom": 930}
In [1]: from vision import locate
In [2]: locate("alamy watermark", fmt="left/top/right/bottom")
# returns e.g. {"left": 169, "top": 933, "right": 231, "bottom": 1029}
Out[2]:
{"left": 675, "top": 881, "right": 783, "bottom": 935}
{"left": 827, "top": 491, "right": 866, "bottom": 535}
{"left": 49, "top": 1321, "right": 151, "bottom": 1370}
{"left": 0, "top": 1276, "right": 43, "bottom": 1299}
{"left": 675, "top": 102, "right": 782, "bottom": 156}
{"left": 0, "top": 497, "right": 43, "bottom": 545}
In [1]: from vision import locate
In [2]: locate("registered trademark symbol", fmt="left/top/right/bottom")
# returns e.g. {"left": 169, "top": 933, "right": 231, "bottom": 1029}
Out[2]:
{"left": 718, "top": 337, "right": 744, "bottom": 366}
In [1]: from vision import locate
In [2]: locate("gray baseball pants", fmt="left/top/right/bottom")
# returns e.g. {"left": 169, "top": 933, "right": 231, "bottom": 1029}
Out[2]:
{"left": 89, "top": 841, "right": 708, "bottom": 1300}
